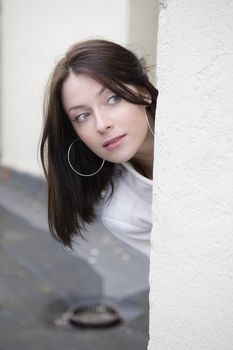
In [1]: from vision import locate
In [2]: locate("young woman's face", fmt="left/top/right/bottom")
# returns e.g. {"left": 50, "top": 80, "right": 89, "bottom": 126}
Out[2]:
{"left": 62, "top": 73, "right": 153, "bottom": 164}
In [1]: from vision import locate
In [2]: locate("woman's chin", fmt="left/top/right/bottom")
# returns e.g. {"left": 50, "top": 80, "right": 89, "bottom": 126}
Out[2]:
{"left": 104, "top": 154, "right": 135, "bottom": 164}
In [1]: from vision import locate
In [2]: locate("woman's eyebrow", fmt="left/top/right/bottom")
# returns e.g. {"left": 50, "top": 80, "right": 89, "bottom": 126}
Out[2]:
{"left": 68, "top": 104, "right": 88, "bottom": 113}
{"left": 68, "top": 86, "right": 108, "bottom": 113}
{"left": 96, "top": 86, "right": 107, "bottom": 97}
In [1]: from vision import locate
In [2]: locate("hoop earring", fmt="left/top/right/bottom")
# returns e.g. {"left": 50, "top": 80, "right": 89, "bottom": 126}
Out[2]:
{"left": 145, "top": 108, "right": 154, "bottom": 137}
{"left": 67, "top": 139, "right": 105, "bottom": 177}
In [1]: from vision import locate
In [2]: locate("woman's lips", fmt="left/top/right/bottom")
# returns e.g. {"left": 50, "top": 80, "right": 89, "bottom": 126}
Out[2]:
{"left": 103, "top": 134, "right": 126, "bottom": 149}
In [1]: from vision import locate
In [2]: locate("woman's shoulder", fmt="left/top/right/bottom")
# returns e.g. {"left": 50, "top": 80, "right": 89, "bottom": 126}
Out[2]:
{"left": 120, "top": 162, "right": 153, "bottom": 186}
{"left": 97, "top": 162, "right": 152, "bottom": 257}
{"left": 97, "top": 161, "right": 152, "bottom": 221}
{"left": 100, "top": 161, "right": 152, "bottom": 201}
{"left": 115, "top": 162, "right": 153, "bottom": 202}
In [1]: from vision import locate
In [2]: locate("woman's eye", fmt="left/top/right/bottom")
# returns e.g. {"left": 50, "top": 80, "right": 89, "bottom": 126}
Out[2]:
{"left": 75, "top": 113, "right": 90, "bottom": 123}
{"left": 108, "top": 95, "right": 122, "bottom": 105}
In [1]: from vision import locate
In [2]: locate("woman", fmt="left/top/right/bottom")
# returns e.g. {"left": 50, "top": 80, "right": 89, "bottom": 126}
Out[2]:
{"left": 40, "top": 39, "right": 158, "bottom": 257}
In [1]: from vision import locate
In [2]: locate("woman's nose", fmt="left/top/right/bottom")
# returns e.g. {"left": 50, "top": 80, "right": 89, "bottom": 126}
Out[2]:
{"left": 95, "top": 112, "right": 114, "bottom": 133}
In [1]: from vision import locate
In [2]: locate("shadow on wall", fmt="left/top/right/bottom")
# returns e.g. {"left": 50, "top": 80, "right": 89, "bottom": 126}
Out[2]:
{"left": 128, "top": 0, "right": 159, "bottom": 84}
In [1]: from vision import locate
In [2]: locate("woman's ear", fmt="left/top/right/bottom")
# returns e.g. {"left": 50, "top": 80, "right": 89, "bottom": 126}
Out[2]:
{"left": 125, "top": 84, "right": 152, "bottom": 105}
{"left": 139, "top": 88, "right": 152, "bottom": 105}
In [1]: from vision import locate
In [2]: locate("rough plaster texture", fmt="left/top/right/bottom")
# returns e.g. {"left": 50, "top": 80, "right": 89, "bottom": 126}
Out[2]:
{"left": 149, "top": 0, "right": 233, "bottom": 349}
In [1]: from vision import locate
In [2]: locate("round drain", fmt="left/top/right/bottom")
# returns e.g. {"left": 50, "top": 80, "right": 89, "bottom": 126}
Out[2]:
{"left": 67, "top": 303, "right": 122, "bottom": 328}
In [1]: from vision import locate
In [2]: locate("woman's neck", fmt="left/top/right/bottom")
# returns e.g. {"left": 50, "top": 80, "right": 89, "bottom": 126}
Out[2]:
{"left": 130, "top": 113, "right": 155, "bottom": 180}
{"left": 130, "top": 157, "right": 153, "bottom": 180}
{"left": 131, "top": 135, "right": 154, "bottom": 179}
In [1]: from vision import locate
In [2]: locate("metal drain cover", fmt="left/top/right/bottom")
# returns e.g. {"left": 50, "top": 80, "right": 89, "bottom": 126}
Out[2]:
{"left": 67, "top": 303, "right": 122, "bottom": 328}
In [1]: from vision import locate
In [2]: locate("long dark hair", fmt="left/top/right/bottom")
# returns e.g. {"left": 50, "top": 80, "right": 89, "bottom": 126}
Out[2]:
{"left": 40, "top": 39, "right": 158, "bottom": 248}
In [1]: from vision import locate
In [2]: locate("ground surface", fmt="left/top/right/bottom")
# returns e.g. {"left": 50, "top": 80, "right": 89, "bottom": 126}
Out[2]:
{"left": 0, "top": 167, "right": 149, "bottom": 350}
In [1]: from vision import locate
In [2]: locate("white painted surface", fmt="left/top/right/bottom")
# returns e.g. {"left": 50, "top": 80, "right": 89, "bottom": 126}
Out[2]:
{"left": 0, "top": 0, "right": 158, "bottom": 176}
{"left": 149, "top": 1, "right": 233, "bottom": 349}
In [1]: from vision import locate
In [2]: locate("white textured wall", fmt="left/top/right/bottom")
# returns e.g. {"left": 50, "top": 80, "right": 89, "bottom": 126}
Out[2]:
{"left": 149, "top": 1, "right": 233, "bottom": 349}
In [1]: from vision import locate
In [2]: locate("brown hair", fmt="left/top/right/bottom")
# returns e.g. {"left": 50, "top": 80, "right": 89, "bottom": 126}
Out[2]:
{"left": 40, "top": 39, "right": 158, "bottom": 248}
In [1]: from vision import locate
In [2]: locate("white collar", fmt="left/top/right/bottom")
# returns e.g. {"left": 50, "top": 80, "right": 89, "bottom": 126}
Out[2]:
{"left": 121, "top": 162, "right": 153, "bottom": 186}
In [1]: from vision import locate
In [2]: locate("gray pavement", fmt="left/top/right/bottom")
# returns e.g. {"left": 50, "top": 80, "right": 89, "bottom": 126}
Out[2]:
{"left": 0, "top": 167, "right": 149, "bottom": 350}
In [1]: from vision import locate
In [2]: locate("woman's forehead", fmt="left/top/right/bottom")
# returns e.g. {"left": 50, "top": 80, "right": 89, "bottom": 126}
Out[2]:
{"left": 61, "top": 73, "right": 111, "bottom": 113}
{"left": 62, "top": 72, "right": 145, "bottom": 109}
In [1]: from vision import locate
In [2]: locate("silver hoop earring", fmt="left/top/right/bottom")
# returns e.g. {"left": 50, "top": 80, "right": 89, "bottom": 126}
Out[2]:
{"left": 67, "top": 139, "right": 105, "bottom": 177}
